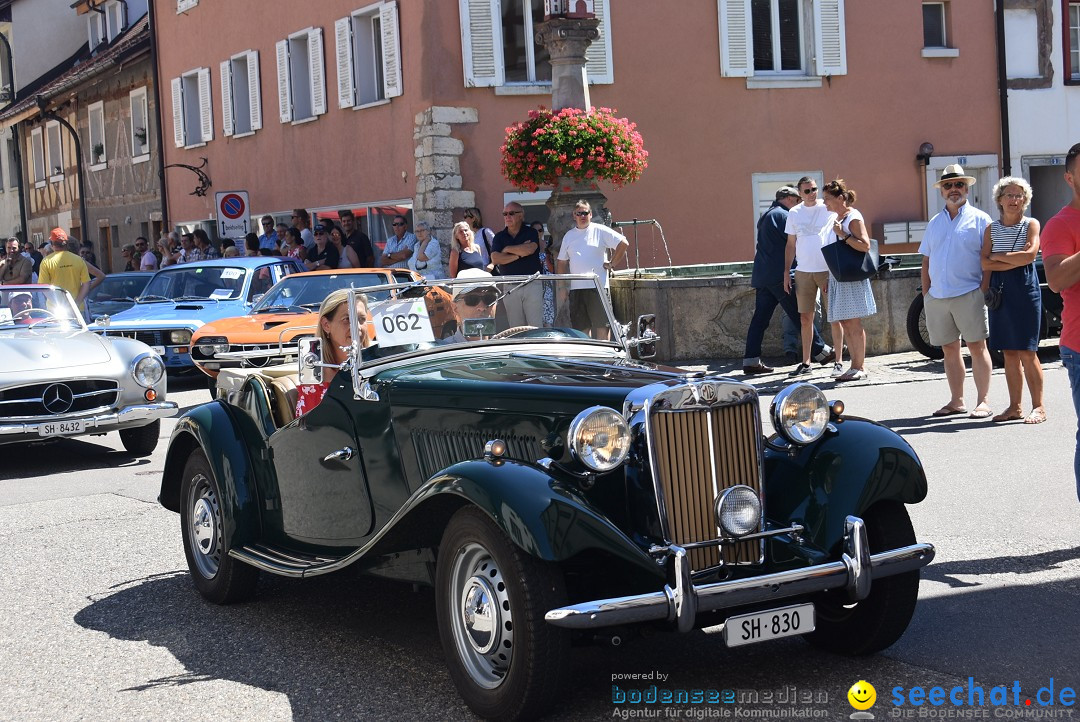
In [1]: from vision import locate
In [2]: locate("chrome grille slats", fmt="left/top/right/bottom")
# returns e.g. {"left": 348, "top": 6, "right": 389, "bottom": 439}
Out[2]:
{"left": 0, "top": 379, "right": 121, "bottom": 419}
{"left": 413, "top": 429, "right": 542, "bottom": 481}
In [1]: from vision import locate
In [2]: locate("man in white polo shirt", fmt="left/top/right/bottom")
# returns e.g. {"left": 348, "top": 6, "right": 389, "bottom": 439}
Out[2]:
{"left": 783, "top": 176, "right": 837, "bottom": 376}
{"left": 557, "top": 199, "right": 628, "bottom": 339}
{"left": 919, "top": 164, "right": 994, "bottom": 418}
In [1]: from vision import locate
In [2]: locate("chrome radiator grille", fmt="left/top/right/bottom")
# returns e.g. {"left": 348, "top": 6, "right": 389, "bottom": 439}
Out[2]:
{"left": 650, "top": 401, "right": 762, "bottom": 570}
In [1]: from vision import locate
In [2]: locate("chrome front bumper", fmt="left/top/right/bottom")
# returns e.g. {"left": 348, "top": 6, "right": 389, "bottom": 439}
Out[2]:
{"left": 545, "top": 515, "right": 935, "bottom": 633}
{"left": 0, "top": 402, "right": 179, "bottom": 439}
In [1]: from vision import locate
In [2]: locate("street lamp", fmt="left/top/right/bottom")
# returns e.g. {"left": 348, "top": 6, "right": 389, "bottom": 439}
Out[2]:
{"left": 916, "top": 141, "right": 934, "bottom": 165}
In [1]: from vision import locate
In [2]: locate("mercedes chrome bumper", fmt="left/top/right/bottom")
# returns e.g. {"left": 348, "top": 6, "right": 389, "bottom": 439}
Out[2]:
{"left": 545, "top": 515, "right": 935, "bottom": 633}
{"left": 0, "top": 402, "right": 179, "bottom": 438}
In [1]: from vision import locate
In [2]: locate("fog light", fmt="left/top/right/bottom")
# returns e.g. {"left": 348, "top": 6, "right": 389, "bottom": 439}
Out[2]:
{"left": 144, "top": 389, "right": 157, "bottom": 402}
{"left": 715, "top": 485, "right": 761, "bottom": 537}
{"left": 484, "top": 439, "right": 506, "bottom": 459}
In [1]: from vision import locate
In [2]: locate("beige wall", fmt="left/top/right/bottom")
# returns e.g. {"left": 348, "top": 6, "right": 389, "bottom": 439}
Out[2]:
{"left": 156, "top": 1, "right": 1001, "bottom": 264}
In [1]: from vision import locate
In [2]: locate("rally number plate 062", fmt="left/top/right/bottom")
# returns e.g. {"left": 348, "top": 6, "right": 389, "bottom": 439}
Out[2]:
{"left": 722, "top": 603, "right": 814, "bottom": 648}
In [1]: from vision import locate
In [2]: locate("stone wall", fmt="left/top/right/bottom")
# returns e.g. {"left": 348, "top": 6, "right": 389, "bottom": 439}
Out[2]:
{"left": 413, "top": 106, "right": 478, "bottom": 262}
{"left": 609, "top": 268, "right": 923, "bottom": 362}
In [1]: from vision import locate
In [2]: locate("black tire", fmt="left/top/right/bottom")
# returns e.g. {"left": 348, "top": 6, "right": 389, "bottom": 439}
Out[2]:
{"left": 119, "top": 419, "right": 160, "bottom": 457}
{"left": 906, "top": 294, "right": 943, "bottom": 360}
{"left": 436, "top": 507, "right": 569, "bottom": 721}
{"left": 206, "top": 373, "right": 219, "bottom": 401}
{"left": 804, "top": 502, "right": 920, "bottom": 655}
{"left": 179, "top": 448, "right": 259, "bottom": 604}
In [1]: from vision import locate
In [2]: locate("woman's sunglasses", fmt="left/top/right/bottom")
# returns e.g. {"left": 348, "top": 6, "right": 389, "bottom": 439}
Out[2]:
{"left": 461, "top": 292, "right": 497, "bottom": 307}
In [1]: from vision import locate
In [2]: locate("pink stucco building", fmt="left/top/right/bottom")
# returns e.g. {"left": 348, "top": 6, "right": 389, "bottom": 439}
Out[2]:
{"left": 154, "top": 0, "right": 1001, "bottom": 264}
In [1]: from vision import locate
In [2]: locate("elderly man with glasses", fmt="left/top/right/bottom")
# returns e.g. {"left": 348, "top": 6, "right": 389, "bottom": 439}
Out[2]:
{"left": 257, "top": 215, "right": 279, "bottom": 252}
{"left": 380, "top": 215, "right": 416, "bottom": 269}
{"left": 556, "top": 199, "right": 627, "bottom": 339}
{"left": 920, "top": 164, "right": 994, "bottom": 419}
{"left": 490, "top": 202, "right": 544, "bottom": 328}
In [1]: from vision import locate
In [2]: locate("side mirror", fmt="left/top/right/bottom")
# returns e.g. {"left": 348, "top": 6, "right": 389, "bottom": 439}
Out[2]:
{"left": 298, "top": 337, "right": 323, "bottom": 385}
{"left": 633, "top": 314, "right": 658, "bottom": 359}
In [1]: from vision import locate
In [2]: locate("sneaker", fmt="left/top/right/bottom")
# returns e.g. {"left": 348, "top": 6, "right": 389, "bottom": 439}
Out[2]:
{"left": 815, "top": 348, "right": 836, "bottom": 365}
{"left": 837, "top": 368, "right": 867, "bottom": 382}
{"left": 830, "top": 362, "right": 844, "bottom": 377}
{"left": 789, "top": 363, "right": 811, "bottom": 377}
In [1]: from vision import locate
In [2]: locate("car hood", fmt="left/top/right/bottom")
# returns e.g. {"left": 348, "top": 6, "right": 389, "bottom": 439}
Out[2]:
{"left": 194, "top": 312, "right": 316, "bottom": 343}
{"left": 0, "top": 329, "right": 112, "bottom": 373}
{"left": 95, "top": 300, "right": 248, "bottom": 329}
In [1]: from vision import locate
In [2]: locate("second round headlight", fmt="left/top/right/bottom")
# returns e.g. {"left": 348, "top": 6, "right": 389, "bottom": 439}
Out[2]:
{"left": 170, "top": 329, "right": 193, "bottom": 344}
{"left": 132, "top": 353, "right": 165, "bottom": 388}
{"left": 568, "top": 406, "right": 631, "bottom": 472}
{"left": 770, "top": 383, "right": 829, "bottom": 445}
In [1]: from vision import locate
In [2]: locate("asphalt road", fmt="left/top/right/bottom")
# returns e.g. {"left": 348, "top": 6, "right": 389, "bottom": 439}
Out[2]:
{"left": 2, "top": 353, "right": 1079, "bottom": 721}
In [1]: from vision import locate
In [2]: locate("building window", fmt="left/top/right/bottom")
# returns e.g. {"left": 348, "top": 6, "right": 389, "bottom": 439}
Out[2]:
{"left": 719, "top": 0, "right": 846, "bottom": 82}
{"left": 88, "top": 101, "right": 106, "bottom": 168}
{"left": 130, "top": 86, "right": 150, "bottom": 159}
{"left": 460, "top": 0, "right": 612, "bottom": 88}
{"left": 46, "top": 120, "right": 63, "bottom": 181}
{"left": 88, "top": 11, "right": 105, "bottom": 49}
{"left": 5, "top": 136, "right": 16, "bottom": 190}
{"left": 922, "top": 2, "right": 946, "bottom": 47}
{"left": 750, "top": 171, "right": 822, "bottom": 237}
{"left": 334, "top": 1, "right": 402, "bottom": 109}
{"left": 30, "top": 127, "right": 45, "bottom": 187}
{"left": 177, "top": 0, "right": 198, "bottom": 12}
{"left": 276, "top": 28, "right": 326, "bottom": 123}
{"left": 170, "top": 68, "right": 213, "bottom": 148}
{"left": 1068, "top": 1, "right": 1080, "bottom": 81}
{"left": 752, "top": 0, "right": 803, "bottom": 72}
{"left": 0, "top": 35, "right": 11, "bottom": 100}
{"left": 221, "top": 51, "right": 263, "bottom": 136}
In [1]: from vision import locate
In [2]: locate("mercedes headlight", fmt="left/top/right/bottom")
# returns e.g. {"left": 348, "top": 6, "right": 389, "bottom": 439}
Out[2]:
{"left": 196, "top": 336, "right": 229, "bottom": 355}
{"left": 132, "top": 353, "right": 165, "bottom": 388}
{"left": 568, "top": 406, "right": 631, "bottom": 472}
{"left": 170, "top": 329, "right": 193, "bottom": 344}
{"left": 770, "top": 383, "right": 829, "bottom": 445}
{"left": 715, "top": 486, "right": 762, "bottom": 537}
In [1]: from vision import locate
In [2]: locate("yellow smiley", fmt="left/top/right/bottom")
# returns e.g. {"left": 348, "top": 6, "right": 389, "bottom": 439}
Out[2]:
{"left": 848, "top": 680, "right": 877, "bottom": 711}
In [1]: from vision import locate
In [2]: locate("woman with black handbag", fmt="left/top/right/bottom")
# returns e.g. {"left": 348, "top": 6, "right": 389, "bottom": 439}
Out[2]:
{"left": 981, "top": 177, "right": 1045, "bottom": 424}
{"left": 822, "top": 179, "right": 877, "bottom": 381}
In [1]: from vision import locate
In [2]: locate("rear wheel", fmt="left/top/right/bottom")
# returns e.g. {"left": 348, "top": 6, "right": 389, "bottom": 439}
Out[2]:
{"left": 805, "top": 502, "right": 920, "bottom": 655}
{"left": 119, "top": 420, "right": 160, "bottom": 457}
{"left": 436, "top": 507, "right": 569, "bottom": 720}
{"left": 180, "top": 448, "right": 259, "bottom": 604}
{"left": 906, "top": 294, "right": 943, "bottom": 360}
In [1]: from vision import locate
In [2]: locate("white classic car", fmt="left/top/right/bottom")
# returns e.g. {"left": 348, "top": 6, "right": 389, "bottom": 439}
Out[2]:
{"left": 0, "top": 285, "right": 177, "bottom": 455}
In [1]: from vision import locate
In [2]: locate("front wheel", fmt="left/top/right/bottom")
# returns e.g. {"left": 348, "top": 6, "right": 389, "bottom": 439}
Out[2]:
{"left": 119, "top": 419, "right": 160, "bottom": 457}
{"left": 436, "top": 507, "right": 569, "bottom": 720}
{"left": 179, "top": 448, "right": 259, "bottom": 604}
{"left": 804, "top": 502, "right": 921, "bottom": 655}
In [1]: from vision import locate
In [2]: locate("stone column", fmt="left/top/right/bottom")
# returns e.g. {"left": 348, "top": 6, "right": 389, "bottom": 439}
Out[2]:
{"left": 413, "top": 106, "right": 478, "bottom": 262}
{"left": 534, "top": 17, "right": 608, "bottom": 251}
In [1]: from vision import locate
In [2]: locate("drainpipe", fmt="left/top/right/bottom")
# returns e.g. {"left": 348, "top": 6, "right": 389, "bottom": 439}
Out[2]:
{"left": 146, "top": 0, "right": 168, "bottom": 231}
{"left": 995, "top": 0, "right": 1012, "bottom": 176}
{"left": 10, "top": 124, "right": 28, "bottom": 241}
{"left": 36, "top": 96, "right": 89, "bottom": 244}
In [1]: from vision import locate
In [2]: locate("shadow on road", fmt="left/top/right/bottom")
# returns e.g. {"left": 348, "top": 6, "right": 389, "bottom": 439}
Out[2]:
{"left": 0, "top": 437, "right": 151, "bottom": 481}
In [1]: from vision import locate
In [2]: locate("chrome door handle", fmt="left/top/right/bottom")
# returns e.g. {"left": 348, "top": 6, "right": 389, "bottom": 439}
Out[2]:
{"left": 322, "top": 446, "right": 354, "bottom": 463}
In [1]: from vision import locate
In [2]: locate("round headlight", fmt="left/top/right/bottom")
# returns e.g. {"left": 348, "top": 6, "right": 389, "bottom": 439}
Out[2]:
{"left": 170, "top": 329, "right": 193, "bottom": 344}
{"left": 770, "top": 383, "right": 829, "bottom": 445}
{"left": 715, "top": 485, "right": 762, "bottom": 537}
{"left": 568, "top": 406, "right": 631, "bottom": 472}
{"left": 132, "top": 353, "right": 165, "bottom": 388}
{"left": 197, "top": 343, "right": 229, "bottom": 355}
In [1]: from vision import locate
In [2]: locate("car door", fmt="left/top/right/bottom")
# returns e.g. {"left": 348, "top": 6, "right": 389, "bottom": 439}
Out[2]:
{"left": 265, "top": 388, "right": 375, "bottom": 548}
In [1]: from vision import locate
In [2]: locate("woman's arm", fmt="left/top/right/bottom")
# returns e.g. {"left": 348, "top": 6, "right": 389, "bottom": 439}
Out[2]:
{"left": 982, "top": 224, "right": 1017, "bottom": 271}
{"left": 994, "top": 219, "right": 1040, "bottom": 267}
{"left": 345, "top": 245, "right": 360, "bottom": 268}
{"left": 449, "top": 248, "right": 459, "bottom": 277}
{"left": 843, "top": 217, "right": 871, "bottom": 252}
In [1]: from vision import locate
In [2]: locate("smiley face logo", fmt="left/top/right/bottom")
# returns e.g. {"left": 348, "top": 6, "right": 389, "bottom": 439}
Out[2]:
{"left": 848, "top": 680, "right": 877, "bottom": 710}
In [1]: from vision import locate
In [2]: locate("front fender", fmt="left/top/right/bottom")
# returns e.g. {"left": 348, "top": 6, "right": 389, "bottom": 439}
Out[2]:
{"left": 160, "top": 401, "right": 265, "bottom": 550}
{"left": 388, "top": 459, "right": 663, "bottom": 585}
{"left": 764, "top": 416, "right": 927, "bottom": 556}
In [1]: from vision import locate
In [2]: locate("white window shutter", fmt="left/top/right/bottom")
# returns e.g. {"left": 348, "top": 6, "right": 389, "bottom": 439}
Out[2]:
{"left": 248, "top": 50, "right": 262, "bottom": 131}
{"left": 813, "top": 0, "right": 847, "bottom": 76}
{"left": 718, "top": 0, "right": 753, "bottom": 78}
{"left": 276, "top": 39, "right": 292, "bottom": 123}
{"left": 460, "top": 0, "right": 503, "bottom": 87}
{"left": 220, "top": 60, "right": 234, "bottom": 137}
{"left": 309, "top": 27, "right": 327, "bottom": 116}
{"left": 171, "top": 77, "right": 185, "bottom": 147}
{"left": 584, "top": 0, "right": 612, "bottom": 84}
{"left": 335, "top": 17, "right": 355, "bottom": 109}
{"left": 380, "top": 1, "right": 403, "bottom": 98}
{"left": 198, "top": 67, "right": 213, "bottom": 142}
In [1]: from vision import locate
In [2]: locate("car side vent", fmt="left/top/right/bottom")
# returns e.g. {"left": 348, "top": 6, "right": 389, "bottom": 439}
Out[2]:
{"left": 413, "top": 430, "right": 542, "bottom": 480}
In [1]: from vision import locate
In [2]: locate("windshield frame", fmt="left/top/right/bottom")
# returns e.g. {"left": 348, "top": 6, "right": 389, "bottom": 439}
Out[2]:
{"left": 138, "top": 265, "right": 250, "bottom": 302}
{"left": 0, "top": 285, "right": 88, "bottom": 332}
{"left": 250, "top": 270, "right": 395, "bottom": 314}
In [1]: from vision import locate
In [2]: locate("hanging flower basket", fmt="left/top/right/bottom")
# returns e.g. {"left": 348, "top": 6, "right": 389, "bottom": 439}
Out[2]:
{"left": 500, "top": 107, "right": 648, "bottom": 193}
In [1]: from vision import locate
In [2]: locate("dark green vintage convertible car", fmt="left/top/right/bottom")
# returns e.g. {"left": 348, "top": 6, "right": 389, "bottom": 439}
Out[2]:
{"left": 159, "top": 274, "right": 934, "bottom": 720}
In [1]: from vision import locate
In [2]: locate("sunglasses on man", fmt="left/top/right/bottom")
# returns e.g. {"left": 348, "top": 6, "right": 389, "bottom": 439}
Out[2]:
{"left": 461, "top": 291, "right": 497, "bottom": 307}
{"left": 802, "top": 187, "right": 818, "bottom": 194}
{"left": 574, "top": 210, "right": 591, "bottom": 217}
{"left": 941, "top": 181, "right": 967, "bottom": 190}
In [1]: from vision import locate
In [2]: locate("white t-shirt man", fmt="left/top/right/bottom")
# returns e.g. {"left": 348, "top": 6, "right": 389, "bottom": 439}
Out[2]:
{"left": 784, "top": 201, "right": 836, "bottom": 273}
{"left": 558, "top": 223, "right": 628, "bottom": 289}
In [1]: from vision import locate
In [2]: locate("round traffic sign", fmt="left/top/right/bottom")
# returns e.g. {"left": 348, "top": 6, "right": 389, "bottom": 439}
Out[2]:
{"left": 220, "top": 193, "right": 246, "bottom": 220}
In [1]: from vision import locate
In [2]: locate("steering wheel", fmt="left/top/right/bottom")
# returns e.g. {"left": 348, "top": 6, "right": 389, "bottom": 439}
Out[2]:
{"left": 13, "top": 308, "right": 57, "bottom": 323}
{"left": 491, "top": 325, "right": 537, "bottom": 340}
{"left": 490, "top": 326, "right": 586, "bottom": 340}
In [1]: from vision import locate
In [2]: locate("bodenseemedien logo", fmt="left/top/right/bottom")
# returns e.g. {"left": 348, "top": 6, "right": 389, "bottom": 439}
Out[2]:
{"left": 848, "top": 680, "right": 877, "bottom": 719}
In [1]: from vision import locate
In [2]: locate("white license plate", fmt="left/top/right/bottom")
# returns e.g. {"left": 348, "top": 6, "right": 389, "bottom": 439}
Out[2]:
{"left": 38, "top": 419, "right": 85, "bottom": 437}
{"left": 151, "top": 345, "right": 166, "bottom": 355}
{"left": 722, "top": 603, "right": 814, "bottom": 647}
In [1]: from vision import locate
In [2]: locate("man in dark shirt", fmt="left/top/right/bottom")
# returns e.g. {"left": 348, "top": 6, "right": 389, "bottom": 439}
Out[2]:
{"left": 340, "top": 209, "right": 375, "bottom": 267}
{"left": 490, "top": 202, "right": 543, "bottom": 327}
{"left": 743, "top": 186, "right": 831, "bottom": 374}
{"left": 305, "top": 222, "right": 340, "bottom": 270}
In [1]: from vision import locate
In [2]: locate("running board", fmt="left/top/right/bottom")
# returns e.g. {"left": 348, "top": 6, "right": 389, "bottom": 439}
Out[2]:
{"left": 230, "top": 544, "right": 347, "bottom": 578}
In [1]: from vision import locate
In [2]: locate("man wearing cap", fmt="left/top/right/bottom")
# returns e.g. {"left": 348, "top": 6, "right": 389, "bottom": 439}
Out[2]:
{"left": 784, "top": 177, "right": 838, "bottom": 376}
{"left": 744, "top": 187, "right": 832, "bottom": 374}
{"left": 37, "top": 227, "right": 104, "bottom": 311}
{"left": 919, "top": 164, "right": 994, "bottom": 418}
{"left": 442, "top": 268, "right": 498, "bottom": 344}
{"left": 1042, "top": 142, "right": 1080, "bottom": 500}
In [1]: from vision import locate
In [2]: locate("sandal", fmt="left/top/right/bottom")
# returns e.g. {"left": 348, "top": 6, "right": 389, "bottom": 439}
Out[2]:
{"left": 969, "top": 403, "right": 993, "bottom": 419}
{"left": 1024, "top": 408, "right": 1047, "bottom": 424}
{"left": 931, "top": 405, "right": 966, "bottom": 417}
{"left": 837, "top": 368, "right": 866, "bottom": 381}
{"left": 992, "top": 410, "right": 1023, "bottom": 423}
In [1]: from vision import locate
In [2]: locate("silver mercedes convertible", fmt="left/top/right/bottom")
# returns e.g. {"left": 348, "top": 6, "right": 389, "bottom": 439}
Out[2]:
{"left": 0, "top": 285, "right": 177, "bottom": 455}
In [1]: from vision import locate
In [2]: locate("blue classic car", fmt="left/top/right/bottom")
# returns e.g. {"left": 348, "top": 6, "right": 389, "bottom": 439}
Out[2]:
{"left": 85, "top": 271, "right": 154, "bottom": 321}
{"left": 93, "top": 257, "right": 303, "bottom": 370}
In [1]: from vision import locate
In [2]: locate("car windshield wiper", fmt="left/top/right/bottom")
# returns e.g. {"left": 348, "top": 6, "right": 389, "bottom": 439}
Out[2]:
{"left": 254, "top": 304, "right": 304, "bottom": 314}
{"left": 175, "top": 296, "right": 220, "bottom": 302}
{"left": 298, "top": 302, "right": 323, "bottom": 310}
{"left": 493, "top": 272, "right": 542, "bottom": 305}
{"left": 136, "top": 295, "right": 170, "bottom": 303}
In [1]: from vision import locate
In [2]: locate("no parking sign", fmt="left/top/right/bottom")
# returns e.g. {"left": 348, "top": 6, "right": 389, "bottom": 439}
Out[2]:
{"left": 215, "top": 190, "right": 250, "bottom": 239}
